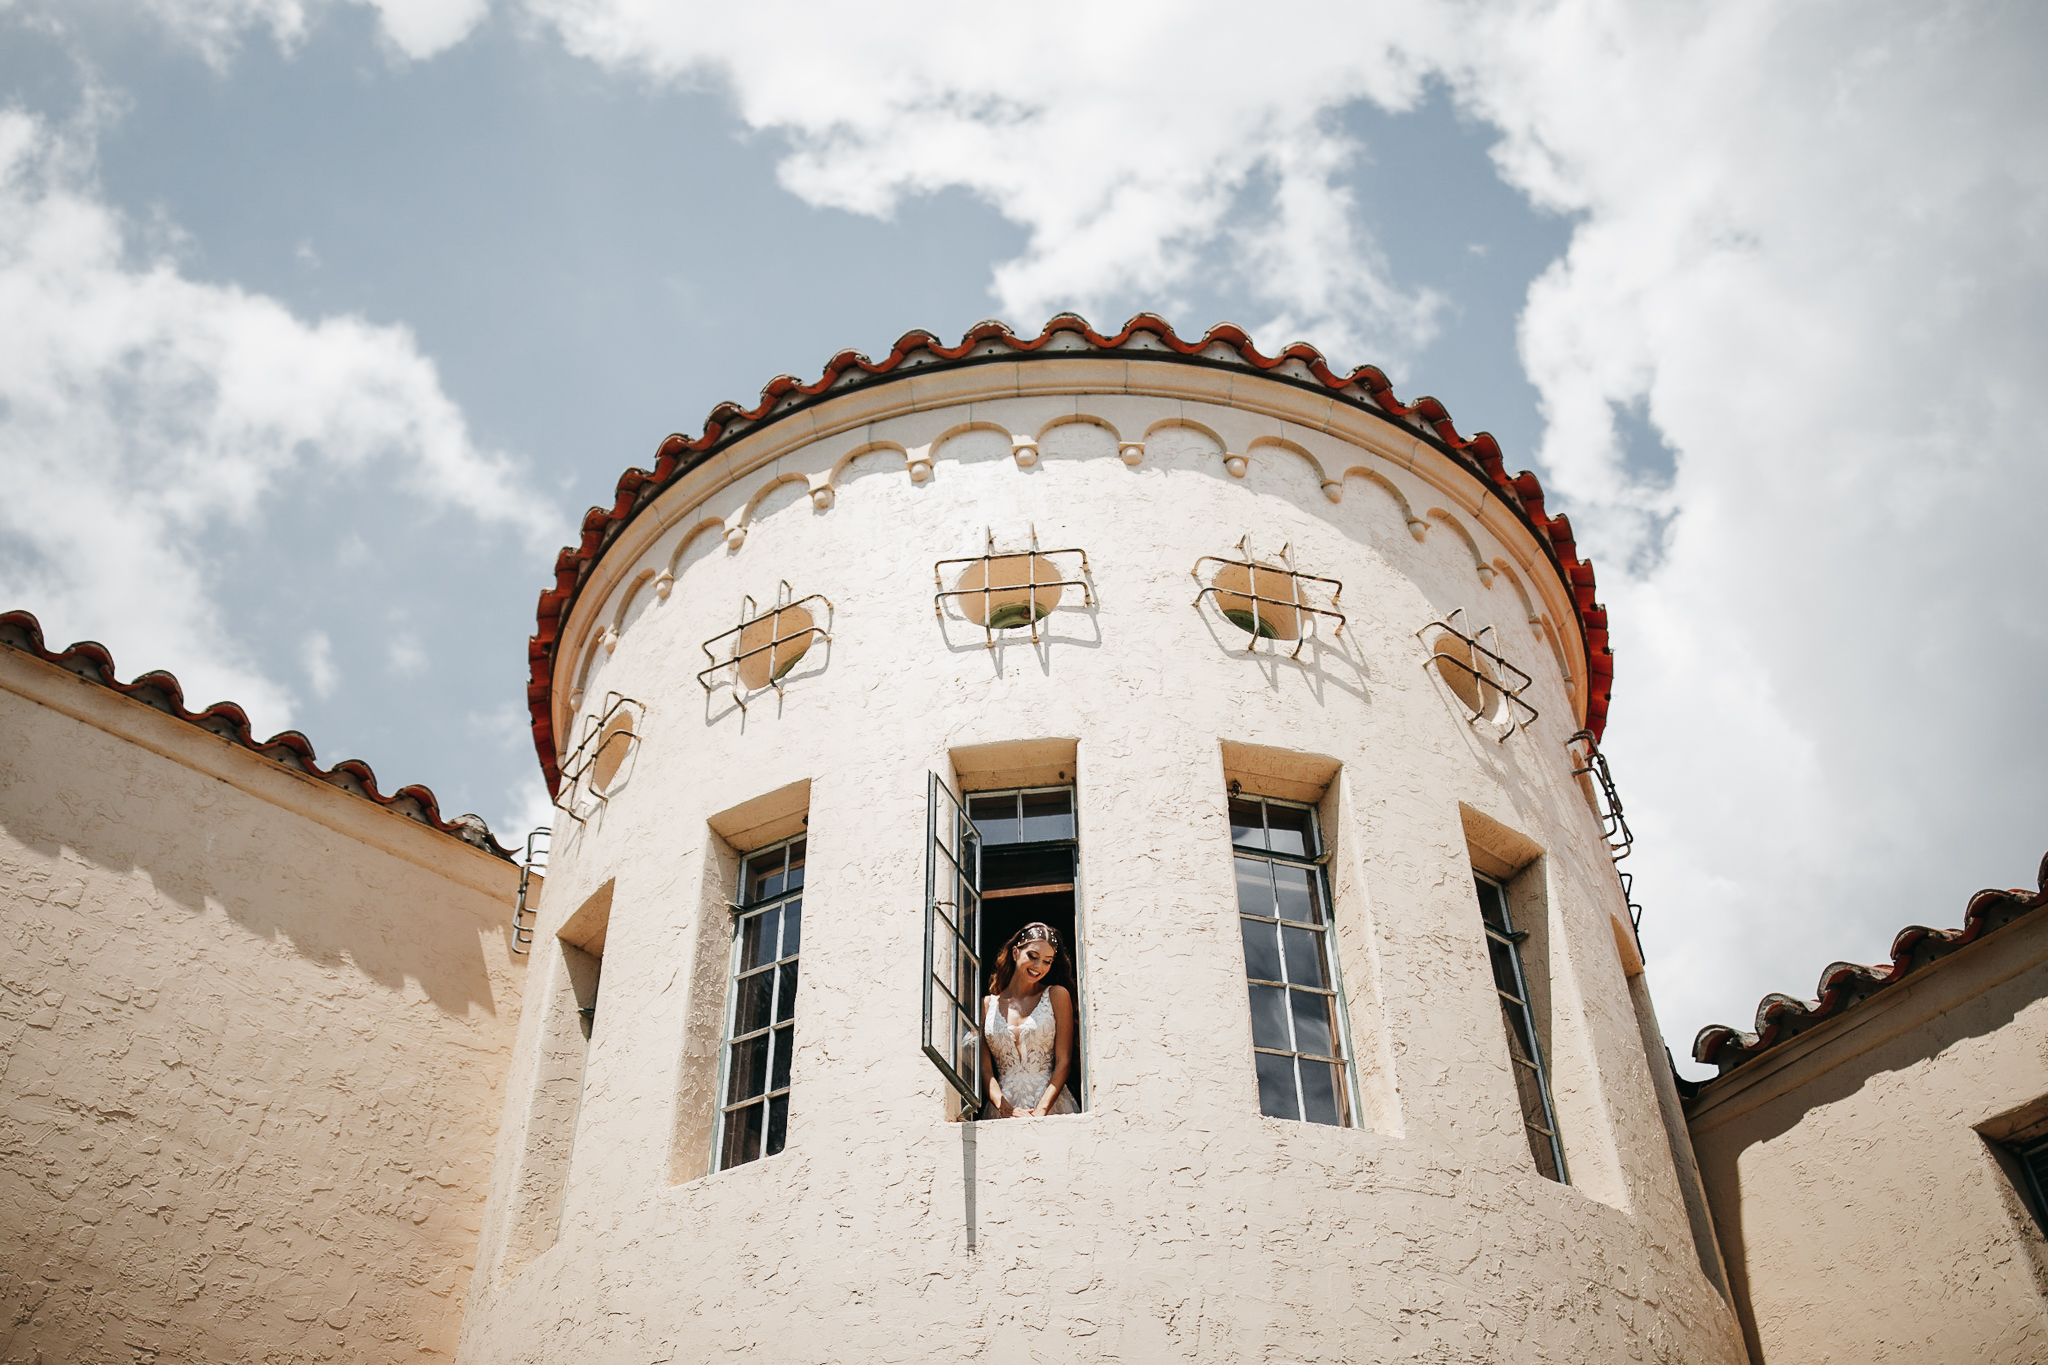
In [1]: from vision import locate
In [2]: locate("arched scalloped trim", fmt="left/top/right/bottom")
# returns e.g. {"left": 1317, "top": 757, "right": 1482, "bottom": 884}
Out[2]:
{"left": 0, "top": 609, "right": 513, "bottom": 860}
{"left": 1692, "top": 850, "right": 2048, "bottom": 1078}
{"left": 527, "top": 313, "right": 1612, "bottom": 795}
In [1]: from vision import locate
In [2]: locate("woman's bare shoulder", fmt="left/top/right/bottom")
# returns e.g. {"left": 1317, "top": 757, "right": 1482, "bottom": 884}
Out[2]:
{"left": 1049, "top": 984, "right": 1074, "bottom": 1006}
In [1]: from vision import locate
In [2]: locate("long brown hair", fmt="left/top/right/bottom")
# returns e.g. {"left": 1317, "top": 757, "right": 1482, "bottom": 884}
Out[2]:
{"left": 987, "top": 921, "right": 1077, "bottom": 999}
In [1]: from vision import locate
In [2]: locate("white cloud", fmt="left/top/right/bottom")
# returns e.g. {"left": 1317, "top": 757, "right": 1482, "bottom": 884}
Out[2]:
{"left": 526, "top": 3, "right": 1448, "bottom": 366}
{"left": 104, "top": 0, "right": 486, "bottom": 63}
{"left": 0, "top": 105, "right": 558, "bottom": 734}
{"left": 301, "top": 629, "right": 338, "bottom": 698}
{"left": 531, "top": 0, "right": 2048, "bottom": 1054}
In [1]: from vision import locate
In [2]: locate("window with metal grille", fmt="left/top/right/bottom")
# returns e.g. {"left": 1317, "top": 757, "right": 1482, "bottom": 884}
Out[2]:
{"left": 1230, "top": 792, "right": 1355, "bottom": 1126}
{"left": 2013, "top": 1134, "right": 2048, "bottom": 1232}
{"left": 717, "top": 837, "right": 804, "bottom": 1170}
{"left": 1474, "top": 873, "right": 1568, "bottom": 1182}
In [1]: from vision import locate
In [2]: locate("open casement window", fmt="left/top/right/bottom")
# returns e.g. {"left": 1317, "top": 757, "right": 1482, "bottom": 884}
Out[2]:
{"left": 2013, "top": 1134, "right": 2048, "bottom": 1233}
{"left": 922, "top": 775, "right": 984, "bottom": 1118}
{"left": 716, "top": 837, "right": 805, "bottom": 1170}
{"left": 1474, "top": 873, "right": 1568, "bottom": 1183}
{"left": 1230, "top": 793, "right": 1357, "bottom": 1126}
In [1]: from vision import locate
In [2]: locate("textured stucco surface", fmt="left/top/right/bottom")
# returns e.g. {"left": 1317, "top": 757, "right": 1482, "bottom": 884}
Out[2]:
{"left": 1687, "top": 908, "right": 2048, "bottom": 1364}
{"left": 460, "top": 362, "right": 1746, "bottom": 1362}
{"left": 0, "top": 649, "right": 526, "bottom": 1362}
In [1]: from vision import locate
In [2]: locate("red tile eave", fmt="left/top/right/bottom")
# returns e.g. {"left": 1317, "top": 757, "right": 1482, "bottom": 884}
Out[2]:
{"left": 1692, "top": 849, "right": 2048, "bottom": 1078}
{"left": 0, "top": 609, "right": 514, "bottom": 861}
{"left": 526, "top": 313, "right": 1616, "bottom": 794}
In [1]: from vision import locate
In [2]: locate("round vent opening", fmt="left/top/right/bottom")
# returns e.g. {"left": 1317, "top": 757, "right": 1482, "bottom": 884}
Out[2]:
{"left": 1209, "top": 561, "right": 1301, "bottom": 640}
{"left": 1431, "top": 635, "right": 1498, "bottom": 718}
{"left": 591, "top": 711, "right": 636, "bottom": 792}
{"left": 735, "top": 605, "right": 818, "bottom": 691}
{"left": 954, "top": 554, "right": 1065, "bottom": 629}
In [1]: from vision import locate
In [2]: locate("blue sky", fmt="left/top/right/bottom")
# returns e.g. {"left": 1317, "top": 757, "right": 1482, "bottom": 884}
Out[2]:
{"left": 3, "top": 0, "right": 2043, "bottom": 1072}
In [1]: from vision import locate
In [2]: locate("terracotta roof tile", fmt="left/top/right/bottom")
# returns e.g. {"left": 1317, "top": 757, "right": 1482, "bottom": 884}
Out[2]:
{"left": 1692, "top": 850, "right": 2048, "bottom": 1077}
{"left": 0, "top": 609, "right": 513, "bottom": 860}
{"left": 528, "top": 313, "right": 1612, "bottom": 793}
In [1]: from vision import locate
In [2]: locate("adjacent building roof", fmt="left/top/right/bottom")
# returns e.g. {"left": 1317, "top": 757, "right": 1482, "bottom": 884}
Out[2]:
{"left": 0, "top": 609, "right": 513, "bottom": 860}
{"left": 527, "top": 313, "right": 1612, "bottom": 794}
{"left": 1692, "top": 851, "right": 2048, "bottom": 1076}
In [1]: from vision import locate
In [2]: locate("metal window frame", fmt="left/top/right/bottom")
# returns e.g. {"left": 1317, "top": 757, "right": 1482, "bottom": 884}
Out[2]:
{"left": 922, "top": 775, "right": 986, "bottom": 1118}
{"left": 1475, "top": 870, "right": 1570, "bottom": 1183}
{"left": 697, "top": 581, "right": 834, "bottom": 713}
{"left": 510, "top": 827, "right": 550, "bottom": 955}
{"left": 934, "top": 527, "right": 1094, "bottom": 648}
{"left": 1417, "top": 608, "right": 1537, "bottom": 739}
{"left": 2014, "top": 1134, "right": 2048, "bottom": 1233}
{"left": 712, "top": 833, "right": 807, "bottom": 1172}
{"left": 1192, "top": 538, "right": 1345, "bottom": 658}
{"left": 1229, "top": 791, "right": 1361, "bottom": 1128}
{"left": 553, "top": 693, "right": 643, "bottom": 824}
{"left": 1567, "top": 729, "right": 1643, "bottom": 959}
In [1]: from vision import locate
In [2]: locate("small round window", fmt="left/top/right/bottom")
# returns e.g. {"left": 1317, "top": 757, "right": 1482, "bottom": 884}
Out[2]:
{"left": 734, "top": 605, "right": 818, "bottom": 691}
{"left": 591, "top": 710, "right": 636, "bottom": 792}
{"left": 1431, "top": 635, "right": 1499, "bottom": 718}
{"left": 954, "top": 554, "right": 1065, "bottom": 630}
{"left": 1209, "top": 561, "right": 1301, "bottom": 641}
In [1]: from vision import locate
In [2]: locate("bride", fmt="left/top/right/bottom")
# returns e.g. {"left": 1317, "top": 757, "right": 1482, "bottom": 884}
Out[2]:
{"left": 981, "top": 922, "right": 1080, "bottom": 1118}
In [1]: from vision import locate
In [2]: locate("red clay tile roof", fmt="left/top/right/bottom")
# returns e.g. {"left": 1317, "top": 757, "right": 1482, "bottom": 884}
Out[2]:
{"left": 0, "top": 609, "right": 513, "bottom": 860}
{"left": 1692, "top": 850, "right": 2048, "bottom": 1076}
{"left": 527, "top": 313, "right": 1612, "bottom": 795}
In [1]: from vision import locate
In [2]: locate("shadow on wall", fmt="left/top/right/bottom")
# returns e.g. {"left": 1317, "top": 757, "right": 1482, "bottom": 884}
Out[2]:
{"left": 0, "top": 694, "right": 504, "bottom": 1018}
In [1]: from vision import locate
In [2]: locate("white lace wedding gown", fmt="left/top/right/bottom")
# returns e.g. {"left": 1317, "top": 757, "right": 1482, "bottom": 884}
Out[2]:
{"left": 985, "top": 991, "right": 1079, "bottom": 1115}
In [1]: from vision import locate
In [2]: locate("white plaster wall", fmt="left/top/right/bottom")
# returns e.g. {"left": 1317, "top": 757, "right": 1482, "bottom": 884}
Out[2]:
{"left": 461, "top": 361, "right": 1746, "bottom": 1363}
{"left": 1687, "top": 911, "right": 2048, "bottom": 1364}
{"left": 0, "top": 650, "right": 526, "bottom": 1362}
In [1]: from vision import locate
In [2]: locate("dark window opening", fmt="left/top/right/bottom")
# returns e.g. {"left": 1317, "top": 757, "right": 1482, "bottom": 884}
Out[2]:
{"left": 2012, "top": 1134, "right": 2048, "bottom": 1232}
{"left": 1230, "top": 792, "right": 1353, "bottom": 1127}
{"left": 966, "top": 785, "right": 1083, "bottom": 1107}
{"left": 718, "top": 837, "right": 804, "bottom": 1171}
{"left": 1475, "top": 872, "right": 1568, "bottom": 1183}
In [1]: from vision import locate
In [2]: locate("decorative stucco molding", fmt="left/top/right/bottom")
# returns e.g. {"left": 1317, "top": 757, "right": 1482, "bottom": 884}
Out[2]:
{"left": 0, "top": 609, "right": 513, "bottom": 860}
{"left": 1692, "top": 850, "right": 2048, "bottom": 1076}
{"left": 526, "top": 313, "right": 1613, "bottom": 795}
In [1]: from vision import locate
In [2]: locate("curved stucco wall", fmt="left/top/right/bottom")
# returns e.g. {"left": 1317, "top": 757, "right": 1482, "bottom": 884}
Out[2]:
{"left": 460, "top": 360, "right": 1746, "bottom": 1362}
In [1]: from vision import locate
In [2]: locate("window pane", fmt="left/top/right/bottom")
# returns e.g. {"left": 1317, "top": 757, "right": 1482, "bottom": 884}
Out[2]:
{"left": 1273, "top": 864, "right": 1321, "bottom": 923}
{"left": 1248, "top": 984, "right": 1292, "bottom": 1051}
{"left": 766, "top": 1094, "right": 790, "bottom": 1157}
{"left": 1486, "top": 937, "right": 1524, "bottom": 1002}
{"left": 780, "top": 900, "right": 802, "bottom": 958}
{"left": 967, "top": 794, "right": 1019, "bottom": 845}
{"left": 728, "top": 1032, "right": 770, "bottom": 1103}
{"left": 981, "top": 843, "right": 1073, "bottom": 891}
{"left": 1018, "top": 789, "right": 1074, "bottom": 843}
{"left": 1240, "top": 918, "right": 1283, "bottom": 983}
{"left": 955, "top": 1007, "right": 980, "bottom": 1086}
{"left": 740, "top": 906, "right": 778, "bottom": 971}
{"left": 1266, "top": 804, "right": 1312, "bottom": 858}
{"left": 1290, "top": 989, "right": 1335, "bottom": 1058}
{"left": 734, "top": 967, "right": 775, "bottom": 1035}
{"left": 747, "top": 849, "right": 788, "bottom": 903}
{"left": 783, "top": 840, "right": 806, "bottom": 893}
{"left": 1255, "top": 1051, "right": 1300, "bottom": 1120}
{"left": 774, "top": 961, "right": 799, "bottom": 1023}
{"left": 1229, "top": 797, "right": 1266, "bottom": 850}
{"left": 1299, "top": 1060, "right": 1341, "bottom": 1126}
{"left": 931, "top": 925, "right": 959, "bottom": 1007}
{"left": 1475, "top": 876, "right": 1510, "bottom": 933}
{"left": 1525, "top": 1125, "right": 1562, "bottom": 1183}
{"left": 722, "top": 1100, "right": 763, "bottom": 1169}
{"left": 770, "top": 1023, "right": 794, "bottom": 1092}
{"left": 1498, "top": 998, "right": 1538, "bottom": 1067}
{"left": 1281, "top": 925, "right": 1326, "bottom": 987}
{"left": 1234, "top": 857, "right": 1277, "bottom": 917}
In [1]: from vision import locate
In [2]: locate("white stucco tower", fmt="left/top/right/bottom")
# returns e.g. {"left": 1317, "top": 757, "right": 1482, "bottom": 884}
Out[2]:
{"left": 459, "top": 316, "right": 1747, "bottom": 1362}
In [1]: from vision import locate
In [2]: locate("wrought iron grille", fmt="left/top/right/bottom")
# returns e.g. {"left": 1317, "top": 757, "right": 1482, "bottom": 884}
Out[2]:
{"left": 1191, "top": 538, "right": 1345, "bottom": 658}
{"left": 1417, "top": 608, "right": 1537, "bottom": 738}
{"left": 553, "top": 692, "right": 642, "bottom": 824}
{"left": 934, "top": 527, "right": 1093, "bottom": 647}
{"left": 697, "top": 581, "right": 833, "bottom": 712}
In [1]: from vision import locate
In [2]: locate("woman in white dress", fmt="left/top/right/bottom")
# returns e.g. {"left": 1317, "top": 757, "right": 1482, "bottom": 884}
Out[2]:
{"left": 980, "top": 922, "right": 1080, "bottom": 1118}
